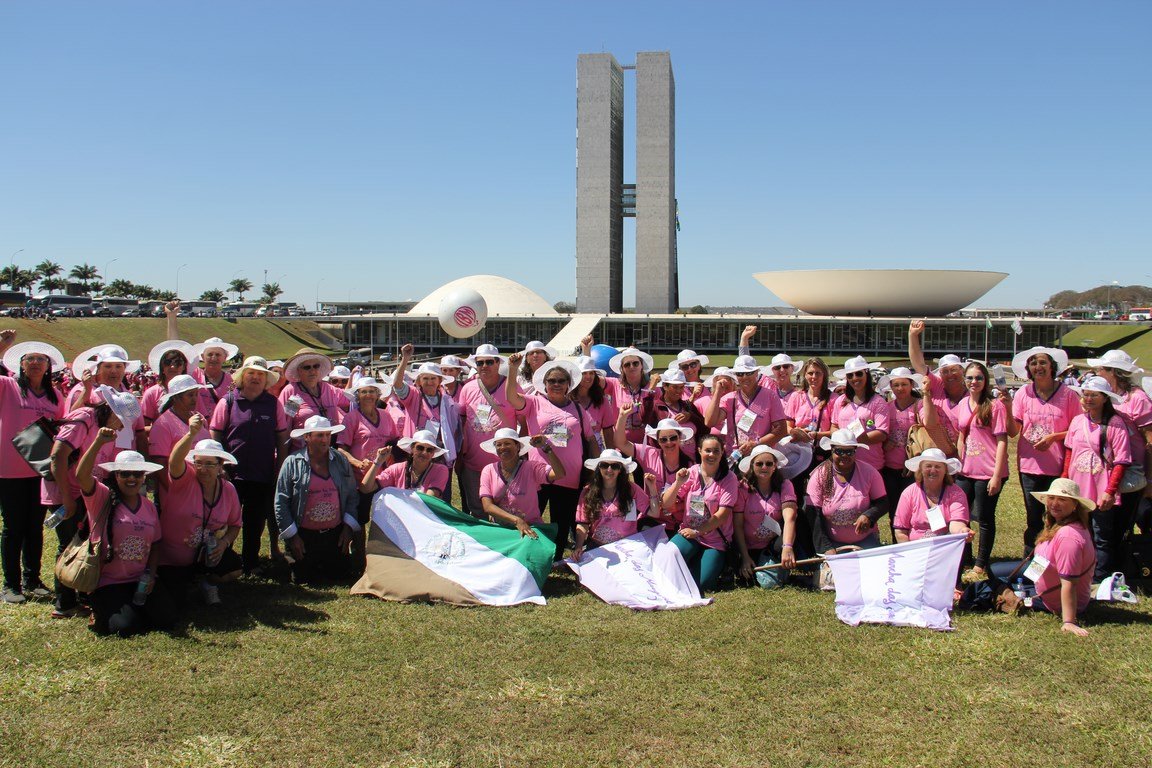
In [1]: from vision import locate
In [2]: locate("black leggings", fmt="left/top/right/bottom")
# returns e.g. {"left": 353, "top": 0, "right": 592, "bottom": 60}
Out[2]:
{"left": 0, "top": 476, "right": 46, "bottom": 591}
{"left": 956, "top": 475, "right": 1002, "bottom": 569}
{"left": 89, "top": 579, "right": 178, "bottom": 637}
{"left": 538, "top": 485, "right": 581, "bottom": 562}
{"left": 233, "top": 479, "right": 277, "bottom": 572}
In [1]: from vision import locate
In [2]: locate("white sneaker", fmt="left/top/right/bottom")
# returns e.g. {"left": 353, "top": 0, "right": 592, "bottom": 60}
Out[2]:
{"left": 1, "top": 587, "right": 26, "bottom": 604}
{"left": 200, "top": 581, "right": 221, "bottom": 606}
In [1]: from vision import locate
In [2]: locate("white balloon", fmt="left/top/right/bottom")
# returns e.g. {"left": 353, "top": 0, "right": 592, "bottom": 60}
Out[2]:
{"left": 438, "top": 289, "right": 488, "bottom": 339}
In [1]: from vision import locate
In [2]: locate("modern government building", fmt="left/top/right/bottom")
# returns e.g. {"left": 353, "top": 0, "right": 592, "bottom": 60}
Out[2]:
{"left": 319, "top": 52, "right": 1077, "bottom": 364}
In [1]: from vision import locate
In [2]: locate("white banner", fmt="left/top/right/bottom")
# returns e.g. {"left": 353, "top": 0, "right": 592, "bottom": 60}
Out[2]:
{"left": 566, "top": 527, "right": 713, "bottom": 610}
{"left": 825, "top": 534, "right": 967, "bottom": 631}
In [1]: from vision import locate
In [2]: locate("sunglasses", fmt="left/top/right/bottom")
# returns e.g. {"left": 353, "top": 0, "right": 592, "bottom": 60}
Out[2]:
{"left": 622, "top": 361, "right": 643, "bottom": 369}
{"left": 475, "top": 359, "right": 498, "bottom": 367}
{"left": 412, "top": 445, "right": 437, "bottom": 454}
{"left": 735, "top": 371, "right": 758, "bottom": 377}
{"left": 544, "top": 378, "right": 569, "bottom": 386}
{"left": 772, "top": 364, "right": 794, "bottom": 371}
{"left": 600, "top": 463, "right": 623, "bottom": 471}
{"left": 752, "top": 460, "right": 776, "bottom": 468}
{"left": 162, "top": 358, "right": 185, "bottom": 367}
{"left": 679, "top": 361, "right": 700, "bottom": 370}
{"left": 846, "top": 371, "right": 867, "bottom": 379}
{"left": 21, "top": 355, "right": 50, "bottom": 364}
{"left": 832, "top": 448, "right": 857, "bottom": 457}
{"left": 299, "top": 363, "right": 321, "bottom": 371}
{"left": 118, "top": 470, "right": 146, "bottom": 478}
{"left": 657, "top": 435, "right": 679, "bottom": 443}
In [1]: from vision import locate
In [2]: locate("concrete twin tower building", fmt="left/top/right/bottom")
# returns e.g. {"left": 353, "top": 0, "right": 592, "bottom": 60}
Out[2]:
{"left": 576, "top": 52, "right": 679, "bottom": 314}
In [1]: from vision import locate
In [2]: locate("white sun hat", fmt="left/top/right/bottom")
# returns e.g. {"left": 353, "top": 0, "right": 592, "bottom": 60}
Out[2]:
{"left": 231, "top": 356, "right": 280, "bottom": 388}
{"left": 97, "top": 449, "right": 164, "bottom": 475}
{"left": 187, "top": 439, "right": 238, "bottom": 466}
{"left": 1087, "top": 349, "right": 1143, "bottom": 379}
{"left": 2, "top": 341, "right": 65, "bottom": 373}
{"left": 480, "top": 427, "right": 533, "bottom": 456}
{"left": 521, "top": 340, "right": 558, "bottom": 360}
{"left": 532, "top": 359, "right": 583, "bottom": 394}
{"left": 348, "top": 376, "right": 391, "bottom": 399}
{"left": 674, "top": 349, "right": 710, "bottom": 368}
{"left": 289, "top": 414, "right": 347, "bottom": 440}
{"left": 819, "top": 428, "right": 870, "bottom": 452}
{"left": 658, "top": 369, "right": 689, "bottom": 387}
{"left": 410, "top": 362, "right": 454, "bottom": 386}
{"left": 192, "top": 336, "right": 240, "bottom": 361}
{"left": 644, "top": 418, "right": 694, "bottom": 443}
{"left": 583, "top": 448, "right": 637, "bottom": 474}
{"left": 158, "top": 374, "right": 209, "bottom": 410}
{"left": 94, "top": 384, "right": 142, "bottom": 426}
{"left": 440, "top": 354, "right": 472, "bottom": 370}
{"left": 397, "top": 429, "right": 447, "bottom": 458}
{"left": 933, "top": 354, "right": 966, "bottom": 374}
{"left": 608, "top": 347, "right": 655, "bottom": 375}
{"left": 704, "top": 366, "right": 735, "bottom": 388}
{"left": 769, "top": 353, "right": 796, "bottom": 370}
{"left": 877, "top": 366, "right": 925, "bottom": 391}
{"left": 465, "top": 343, "right": 507, "bottom": 366}
{"left": 904, "top": 447, "right": 962, "bottom": 475}
{"left": 730, "top": 355, "right": 765, "bottom": 375}
{"left": 326, "top": 365, "right": 353, "bottom": 382}
{"left": 1069, "top": 375, "right": 1123, "bottom": 403}
{"left": 148, "top": 340, "right": 198, "bottom": 374}
{"left": 774, "top": 436, "right": 814, "bottom": 481}
{"left": 1011, "top": 346, "right": 1070, "bottom": 381}
{"left": 72, "top": 345, "right": 141, "bottom": 379}
{"left": 738, "top": 444, "right": 789, "bottom": 475}
{"left": 832, "top": 356, "right": 882, "bottom": 379}
{"left": 573, "top": 355, "right": 606, "bottom": 377}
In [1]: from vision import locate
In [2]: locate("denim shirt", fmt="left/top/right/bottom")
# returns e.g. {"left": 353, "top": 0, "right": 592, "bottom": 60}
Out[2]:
{"left": 275, "top": 448, "right": 360, "bottom": 540}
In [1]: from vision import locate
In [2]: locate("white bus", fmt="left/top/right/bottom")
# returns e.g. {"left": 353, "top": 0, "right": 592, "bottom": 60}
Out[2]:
{"left": 34, "top": 294, "right": 95, "bottom": 316}
{"left": 181, "top": 300, "right": 219, "bottom": 317}
{"left": 221, "top": 302, "right": 259, "bottom": 317}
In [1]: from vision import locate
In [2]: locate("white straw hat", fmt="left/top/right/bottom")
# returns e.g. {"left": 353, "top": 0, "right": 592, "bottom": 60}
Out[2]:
{"left": 674, "top": 349, "right": 710, "bottom": 368}
{"left": 465, "top": 343, "right": 507, "bottom": 366}
{"left": 94, "top": 384, "right": 142, "bottom": 426}
{"left": 480, "top": 427, "right": 532, "bottom": 456}
{"left": 774, "top": 436, "right": 814, "bottom": 481}
{"left": 832, "top": 356, "right": 882, "bottom": 379}
{"left": 532, "top": 359, "right": 583, "bottom": 394}
{"left": 397, "top": 429, "right": 448, "bottom": 458}
{"left": 289, "top": 415, "right": 347, "bottom": 440}
{"left": 738, "top": 444, "right": 789, "bottom": 475}
{"left": 1011, "top": 346, "right": 1070, "bottom": 381}
{"left": 440, "top": 354, "right": 472, "bottom": 370}
{"left": 644, "top": 418, "right": 694, "bottom": 443}
{"left": 1031, "top": 477, "right": 1096, "bottom": 513}
{"left": 769, "top": 353, "right": 796, "bottom": 370}
{"left": 98, "top": 450, "right": 164, "bottom": 475}
{"left": 904, "top": 447, "right": 962, "bottom": 475}
{"left": 192, "top": 337, "right": 240, "bottom": 361}
{"left": 608, "top": 347, "right": 654, "bottom": 375}
{"left": 573, "top": 355, "right": 606, "bottom": 377}
{"left": 730, "top": 355, "right": 765, "bottom": 375}
{"left": 933, "top": 354, "right": 966, "bottom": 374}
{"left": 411, "top": 362, "right": 454, "bottom": 385}
{"left": 148, "top": 340, "right": 197, "bottom": 374}
{"left": 658, "top": 369, "right": 688, "bottom": 387}
{"left": 283, "top": 348, "right": 333, "bottom": 382}
{"left": 231, "top": 356, "right": 280, "bottom": 388}
{"left": 187, "top": 439, "right": 238, "bottom": 466}
{"left": 521, "top": 340, "right": 558, "bottom": 360}
{"left": 349, "top": 376, "right": 391, "bottom": 399}
{"left": 704, "top": 366, "right": 735, "bottom": 388}
{"left": 819, "top": 428, "right": 870, "bottom": 452}
{"left": 2, "top": 341, "right": 65, "bottom": 373}
{"left": 1087, "top": 349, "right": 1143, "bottom": 379}
{"left": 72, "top": 345, "right": 141, "bottom": 379}
{"left": 583, "top": 448, "right": 637, "bottom": 474}
{"left": 1069, "top": 375, "right": 1123, "bottom": 403}
{"left": 877, "top": 366, "right": 925, "bottom": 391}
{"left": 326, "top": 365, "right": 353, "bottom": 381}
{"left": 158, "top": 374, "right": 209, "bottom": 410}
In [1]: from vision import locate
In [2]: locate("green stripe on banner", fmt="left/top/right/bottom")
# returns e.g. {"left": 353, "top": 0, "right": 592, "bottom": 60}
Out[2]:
{"left": 417, "top": 493, "right": 558, "bottom": 589}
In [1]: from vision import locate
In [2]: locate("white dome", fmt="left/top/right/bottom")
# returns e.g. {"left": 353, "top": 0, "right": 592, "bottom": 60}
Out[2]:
{"left": 753, "top": 269, "right": 1007, "bottom": 316}
{"left": 408, "top": 275, "right": 558, "bottom": 317}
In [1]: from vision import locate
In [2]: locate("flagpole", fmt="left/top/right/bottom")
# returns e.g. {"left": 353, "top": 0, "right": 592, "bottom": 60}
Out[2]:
{"left": 984, "top": 319, "right": 990, "bottom": 362}
{"left": 1013, "top": 318, "right": 1019, "bottom": 358}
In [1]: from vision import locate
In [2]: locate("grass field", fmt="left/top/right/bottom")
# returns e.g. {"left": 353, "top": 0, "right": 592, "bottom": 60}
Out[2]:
{"left": 3, "top": 452, "right": 1152, "bottom": 768}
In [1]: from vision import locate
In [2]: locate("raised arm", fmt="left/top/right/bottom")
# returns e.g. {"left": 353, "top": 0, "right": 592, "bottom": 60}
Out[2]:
{"left": 168, "top": 413, "right": 205, "bottom": 479}
{"left": 908, "top": 320, "right": 928, "bottom": 375}
{"left": 165, "top": 300, "right": 180, "bottom": 340}
{"left": 391, "top": 343, "right": 414, "bottom": 396}
{"left": 613, "top": 403, "right": 636, "bottom": 455}
{"left": 505, "top": 353, "right": 527, "bottom": 410}
{"left": 529, "top": 435, "right": 565, "bottom": 482}
{"left": 76, "top": 427, "right": 118, "bottom": 496}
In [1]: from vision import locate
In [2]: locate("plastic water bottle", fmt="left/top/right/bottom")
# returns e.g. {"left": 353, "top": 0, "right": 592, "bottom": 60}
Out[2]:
{"left": 284, "top": 395, "right": 304, "bottom": 418}
{"left": 132, "top": 571, "right": 152, "bottom": 606}
{"left": 729, "top": 449, "right": 743, "bottom": 467}
{"left": 1013, "top": 578, "right": 1026, "bottom": 600}
{"left": 44, "top": 506, "right": 68, "bottom": 529}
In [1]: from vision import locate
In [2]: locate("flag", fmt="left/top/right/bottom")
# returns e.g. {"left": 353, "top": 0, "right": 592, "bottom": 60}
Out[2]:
{"left": 985, "top": 318, "right": 994, "bottom": 330}
{"left": 1012, "top": 318, "right": 1023, "bottom": 336}
{"left": 566, "top": 526, "right": 712, "bottom": 610}
{"left": 824, "top": 533, "right": 967, "bottom": 631}
{"left": 351, "top": 489, "right": 556, "bottom": 606}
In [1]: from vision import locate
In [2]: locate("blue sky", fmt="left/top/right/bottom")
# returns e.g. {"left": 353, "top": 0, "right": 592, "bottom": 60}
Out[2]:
{"left": 3, "top": 2, "right": 1149, "bottom": 310}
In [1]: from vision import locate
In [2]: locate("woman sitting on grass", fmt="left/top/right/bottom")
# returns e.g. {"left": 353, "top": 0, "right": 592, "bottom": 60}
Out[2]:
{"left": 478, "top": 428, "right": 565, "bottom": 537}
{"left": 573, "top": 449, "right": 659, "bottom": 559}
{"left": 805, "top": 429, "right": 888, "bottom": 556}
{"left": 893, "top": 448, "right": 971, "bottom": 543}
{"left": 734, "top": 445, "right": 798, "bottom": 588}
{"left": 662, "top": 434, "right": 738, "bottom": 591}
{"left": 1027, "top": 478, "right": 1098, "bottom": 636}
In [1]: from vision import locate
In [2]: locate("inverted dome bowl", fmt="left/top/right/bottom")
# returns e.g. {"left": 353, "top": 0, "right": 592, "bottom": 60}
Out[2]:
{"left": 753, "top": 269, "right": 1007, "bottom": 316}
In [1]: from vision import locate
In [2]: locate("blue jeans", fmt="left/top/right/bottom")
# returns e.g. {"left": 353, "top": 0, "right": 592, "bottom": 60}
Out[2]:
{"left": 670, "top": 534, "right": 727, "bottom": 591}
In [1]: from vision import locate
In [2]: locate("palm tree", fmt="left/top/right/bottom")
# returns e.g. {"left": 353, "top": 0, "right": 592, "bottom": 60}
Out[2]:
{"left": 0, "top": 265, "right": 19, "bottom": 290}
{"left": 68, "top": 263, "right": 100, "bottom": 293}
{"left": 199, "top": 288, "right": 227, "bottom": 303}
{"left": 12, "top": 269, "right": 37, "bottom": 292}
{"left": 34, "top": 260, "right": 62, "bottom": 282}
{"left": 229, "top": 278, "right": 253, "bottom": 301}
{"left": 39, "top": 276, "right": 66, "bottom": 294}
{"left": 259, "top": 282, "right": 283, "bottom": 305}
{"left": 104, "top": 279, "right": 136, "bottom": 297}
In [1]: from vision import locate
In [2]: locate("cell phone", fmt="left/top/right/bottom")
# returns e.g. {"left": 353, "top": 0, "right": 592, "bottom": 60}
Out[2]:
{"left": 993, "top": 365, "right": 1007, "bottom": 388}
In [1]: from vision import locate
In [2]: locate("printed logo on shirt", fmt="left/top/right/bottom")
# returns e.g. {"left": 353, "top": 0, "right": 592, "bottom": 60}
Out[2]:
{"left": 828, "top": 507, "right": 860, "bottom": 526}
{"left": 117, "top": 535, "right": 150, "bottom": 562}
{"left": 964, "top": 437, "right": 985, "bottom": 457}
{"left": 1072, "top": 453, "right": 1104, "bottom": 476}
{"left": 305, "top": 501, "right": 341, "bottom": 525}
{"left": 1023, "top": 423, "right": 1052, "bottom": 445}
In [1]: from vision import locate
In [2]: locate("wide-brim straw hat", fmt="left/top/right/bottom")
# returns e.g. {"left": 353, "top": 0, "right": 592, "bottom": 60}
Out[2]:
{"left": 1087, "top": 349, "right": 1143, "bottom": 380}
{"left": 158, "top": 374, "right": 209, "bottom": 410}
{"left": 774, "top": 437, "right": 813, "bottom": 481}
{"left": 933, "top": 354, "right": 966, "bottom": 374}
{"left": 98, "top": 450, "right": 164, "bottom": 474}
{"left": 148, "top": 340, "right": 198, "bottom": 375}
{"left": 608, "top": 347, "right": 655, "bottom": 375}
{"left": 819, "top": 428, "right": 870, "bottom": 452}
{"left": 877, "top": 366, "right": 925, "bottom": 391}
{"left": 440, "top": 355, "right": 472, "bottom": 370}
{"left": 904, "top": 447, "right": 962, "bottom": 475}
{"left": 187, "top": 439, "right": 238, "bottom": 466}
{"left": 573, "top": 355, "right": 606, "bottom": 377}
{"left": 1011, "top": 346, "right": 1070, "bottom": 381}
{"left": 465, "top": 343, "right": 507, "bottom": 366}
{"left": 675, "top": 349, "right": 710, "bottom": 368}
{"left": 832, "top": 356, "right": 882, "bottom": 379}
{"left": 1069, "top": 375, "right": 1122, "bottom": 404}
{"left": 289, "top": 415, "right": 346, "bottom": 440}
{"left": 348, "top": 376, "right": 391, "bottom": 399}
{"left": 397, "top": 429, "right": 448, "bottom": 458}
{"left": 327, "top": 365, "right": 353, "bottom": 381}
{"left": 769, "top": 353, "right": 796, "bottom": 370}
{"left": 411, "top": 362, "right": 454, "bottom": 386}
{"left": 644, "top": 418, "right": 694, "bottom": 443}
{"left": 72, "top": 344, "right": 141, "bottom": 379}
{"left": 532, "top": 359, "right": 583, "bottom": 394}
{"left": 94, "top": 384, "right": 142, "bottom": 425}
{"left": 231, "top": 356, "right": 280, "bottom": 388}
{"left": 658, "top": 369, "right": 689, "bottom": 387}
{"left": 738, "top": 444, "right": 789, "bottom": 475}
{"left": 283, "top": 348, "right": 333, "bottom": 382}
{"left": 1031, "top": 477, "right": 1096, "bottom": 513}
{"left": 704, "top": 367, "right": 735, "bottom": 388}
{"left": 730, "top": 355, "right": 765, "bottom": 375}
{"left": 583, "top": 448, "right": 637, "bottom": 474}
{"left": 522, "top": 340, "right": 558, "bottom": 360}
{"left": 2, "top": 341, "right": 65, "bottom": 373}
{"left": 192, "top": 337, "right": 240, "bottom": 361}
{"left": 480, "top": 427, "right": 532, "bottom": 456}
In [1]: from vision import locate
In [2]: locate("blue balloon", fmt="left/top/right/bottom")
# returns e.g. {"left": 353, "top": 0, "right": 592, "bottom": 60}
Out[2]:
{"left": 590, "top": 344, "right": 620, "bottom": 378}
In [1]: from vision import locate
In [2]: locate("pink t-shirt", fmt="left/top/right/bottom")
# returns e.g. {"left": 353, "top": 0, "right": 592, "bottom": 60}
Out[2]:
{"left": 46, "top": 408, "right": 117, "bottom": 505}
{"left": 785, "top": 392, "right": 832, "bottom": 435}
{"left": 1033, "top": 523, "right": 1096, "bottom": 615}
{"left": 83, "top": 480, "right": 162, "bottom": 587}
{"left": 157, "top": 470, "right": 242, "bottom": 567}
{"left": 192, "top": 367, "right": 234, "bottom": 420}
{"left": 374, "top": 461, "right": 451, "bottom": 496}
{"left": 479, "top": 458, "right": 552, "bottom": 524}
{"left": 301, "top": 471, "right": 342, "bottom": 531}
{"left": 394, "top": 385, "right": 450, "bottom": 440}
{"left": 0, "top": 375, "right": 65, "bottom": 479}
{"left": 675, "top": 467, "right": 739, "bottom": 551}
{"left": 830, "top": 393, "right": 890, "bottom": 472}
{"left": 1012, "top": 382, "right": 1082, "bottom": 477}
{"left": 693, "top": 389, "right": 724, "bottom": 437}
{"left": 806, "top": 461, "right": 886, "bottom": 545}
{"left": 279, "top": 381, "right": 346, "bottom": 446}
{"left": 605, "top": 378, "right": 653, "bottom": 444}
{"left": 632, "top": 442, "right": 691, "bottom": 532}
{"left": 893, "top": 482, "right": 969, "bottom": 540}
{"left": 1115, "top": 388, "right": 1152, "bottom": 474}
{"left": 882, "top": 399, "right": 923, "bottom": 470}
{"left": 926, "top": 372, "right": 967, "bottom": 430}
{"left": 718, "top": 386, "right": 786, "bottom": 451}
{"left": 458, "top": 376, "right": 519, "bottom": 471}
{"left": 336, "top": 407, "right": 398, "bottom": 477}
{"left": 517, "top": 394, "right": 589, "bottom": 490}
{"left": 140, "top": 382, "right": 167, "bottom": 422}
{"left": 1064, "top": 414, "right": 1131, "bottom": 504}
{"left": 737, "top": 479, "right": 797, "bottom": 550}
{"left": 577, "top": 482, "right": 650, "bottom": 544}
{"left": 955, "top": 398, "right": 1009, "bottom": 480}
{"left": 579, "top": 393, "right": 620, "bottom": 455}
{"left": 147, "top": 408, "right": 210, "bottom": 464}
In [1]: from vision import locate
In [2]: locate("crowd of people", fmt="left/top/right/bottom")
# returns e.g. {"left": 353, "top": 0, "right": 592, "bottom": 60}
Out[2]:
{"left": 1, "top": 309, "right": 1147, "bottom": 638}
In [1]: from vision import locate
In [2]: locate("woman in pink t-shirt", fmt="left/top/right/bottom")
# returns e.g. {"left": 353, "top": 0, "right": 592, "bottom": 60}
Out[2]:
{"left": 572, "top": 356, "right": 618, "bottom": 455}
{"left": 605, "top": 347, "right": 657, "bottom": 444}
{"left": 649, "top": 369, "right": 706, "bottom": 460}
{"left": 1062, "top": 376, "right": 1132, "bottom": 581}
{"left": 829, "top": 356, "right": 889, "bottom": 474}
{"left": 805, "top": 429, "right": 888, "bottom": 554}
{"left": 893, "top": 449, "right": 971, "bottom": 543}
{"left": 614, "top": 408, "right": 696, "bottom": 535}
{"left": 147, "top": 374, "right": 210, "bottom": 467}
{"left": 954, "top": 361, "right": 1009, "bottom": 581}
{"left": 0, "top": 335, "right": 66, "bottom": 605}
{"left": 878, "top": 367, "right": 926, "bottom": 540}
{"left": 662, "top": 434, "right": 739, "bottom": 591}
{"left": 360, "top": 430, "right": 451, "bottom": 498}
{"left": 75, "top": 429, "right": 175, "bottom": 636}
{"left": 784, "top": 357, "right": 834, "bottom": 492}
{"left": 573, "top": 449, "right": 658, "bottom": 558}
{"left": 1028, "top": 478, "right": 1098, "bottom": 636}
{"left": 140, "top": 341, "right": 197, "bottom": 424}
{"left": 479, "top": 428, "right": 565, "bottom": 537}
{"left": 704, "top": 355, "right": 787, "bottom": 456}
{"left": 734, "top": 445, "right": 798, "bottom": 588}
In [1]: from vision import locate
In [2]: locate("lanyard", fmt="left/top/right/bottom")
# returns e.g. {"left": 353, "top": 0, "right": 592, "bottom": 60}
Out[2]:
{"left": 406, "top": 462, "right": 432, "bottom": 490}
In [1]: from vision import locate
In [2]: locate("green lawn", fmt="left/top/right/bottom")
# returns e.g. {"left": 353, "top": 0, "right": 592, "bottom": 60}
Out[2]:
{"left": 3, "top": 454, "right": 1152, "bottom": 768}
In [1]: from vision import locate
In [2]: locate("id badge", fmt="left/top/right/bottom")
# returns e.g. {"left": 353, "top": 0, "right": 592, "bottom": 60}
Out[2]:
{"left": 624, "top": 502, "right": 638, "bottom": 522}
{"left": 475, "top": 403, "right": 494, "bottom": 427}
{"left": 736, "top": 408, "right": 757, "bottom": 435}
{"left": 925, "top": 505, "right": 947, "bottom": 532}
{"left": 424, "top": 418, "right": 441, "bottom": 436}
{"left": 1023, "top": 554, "right": 1050, "bottom": 583}
{"left": 549, "top": 424, "right": 570, "bottom": 448}
{"left": 688, "top": 495, "right": 709, "bottom": 525}
{"left": 847, "top": 419, "right": 866, "bottom": 438}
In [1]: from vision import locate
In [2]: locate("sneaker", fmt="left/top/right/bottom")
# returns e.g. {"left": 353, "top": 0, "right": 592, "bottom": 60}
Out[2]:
{"left": 51, "top": 606, "right": 83, "bottom": 619}
{"left": 1, "top": 587, "right": 26, "bottom": 604}
{"left": 24, "top": 581, "right": 52, "bottom": 599}
{"left": 200, "top": 581, "right": 221, "bottom": 606}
